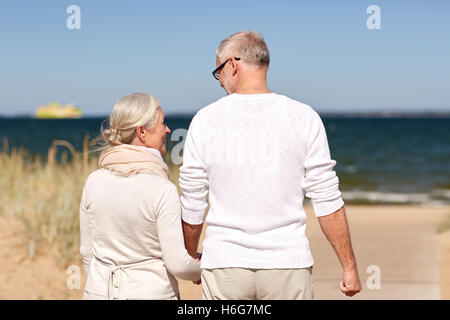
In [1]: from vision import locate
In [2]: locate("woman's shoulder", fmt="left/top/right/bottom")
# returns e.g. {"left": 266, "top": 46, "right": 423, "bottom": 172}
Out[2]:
{"left": 132, "top": 175, "right": 180, "bottom": 206}
{"left": 84, "top": 168, "right": 108, "bottom": 184}
{"left": 132, "top": 172, "right": 176, "bottom": 187}
{"left": 142, "top": 175, "right": 179, "bottom": 196}
{"left": 84, "top": 169, "right": 178, "bottom": 192}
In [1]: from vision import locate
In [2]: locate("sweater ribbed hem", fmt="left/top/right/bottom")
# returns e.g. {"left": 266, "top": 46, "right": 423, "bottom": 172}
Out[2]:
{"left": 312, "top": 197, "right": 345, "bottom": 217}
{"left": 182, "top": 208, "right": 205, "bottom": 225}
{"left": 200, "top": 240, "right": 315, "bottom": 269}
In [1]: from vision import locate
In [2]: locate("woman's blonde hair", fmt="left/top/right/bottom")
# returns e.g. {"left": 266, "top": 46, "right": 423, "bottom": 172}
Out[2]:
{"left": 100, "top": 92, "right": 160, "bottom": 148}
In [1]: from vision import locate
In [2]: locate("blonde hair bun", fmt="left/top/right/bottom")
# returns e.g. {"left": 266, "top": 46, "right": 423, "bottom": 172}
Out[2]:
{"left": 100, "top": 93, "right": 160, "bottom": 148}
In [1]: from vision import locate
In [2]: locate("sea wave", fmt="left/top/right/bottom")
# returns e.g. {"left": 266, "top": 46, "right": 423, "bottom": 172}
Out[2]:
{"left": 341, "top": 190, "right": 450, "bottom": 206}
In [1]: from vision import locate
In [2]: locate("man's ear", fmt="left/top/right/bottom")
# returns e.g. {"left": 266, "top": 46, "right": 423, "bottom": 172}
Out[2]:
{"left": 231, "top": 58, "right": 239, "bottom": 76}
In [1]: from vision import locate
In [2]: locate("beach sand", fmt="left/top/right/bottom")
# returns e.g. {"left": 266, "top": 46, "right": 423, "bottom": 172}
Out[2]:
{"left": 440, "top": 230, "right": 450, "bottom": 299}
{"left": 0, "top": 205, "right": 449, "bottom": 300}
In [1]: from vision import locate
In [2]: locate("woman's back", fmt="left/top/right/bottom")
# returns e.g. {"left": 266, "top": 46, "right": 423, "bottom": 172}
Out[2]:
{"left": 84, "top": 169, "right": 168, "bottom": 265}
{"left": 80, "top": 168, "right": 200, "bottom": 300}
{"left": 80, "top": 93, "right": 200, "bottom": 299}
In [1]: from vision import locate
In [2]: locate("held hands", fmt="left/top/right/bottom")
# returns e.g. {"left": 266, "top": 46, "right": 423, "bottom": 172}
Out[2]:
{"left": 340, "top": 268, "right": 362, "bottom": 297}
{"left": 193, "top": 252, "right": 202, "bottom": 285}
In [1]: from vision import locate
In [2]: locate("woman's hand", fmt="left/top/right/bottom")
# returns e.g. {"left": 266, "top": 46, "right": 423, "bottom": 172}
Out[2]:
{"left": 193, "top": 253, "right": 202, "bottom": 284}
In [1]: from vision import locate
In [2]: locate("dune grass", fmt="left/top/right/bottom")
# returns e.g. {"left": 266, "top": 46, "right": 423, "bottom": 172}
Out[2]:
{"left": 0, "top": 137, "right": 181, "bottom": 266}
{"left": 0, "top": 137, "right": 93, "bottom": 264}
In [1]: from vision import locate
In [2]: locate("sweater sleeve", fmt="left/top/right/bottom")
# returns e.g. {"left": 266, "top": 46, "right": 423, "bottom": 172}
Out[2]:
{"left": 179, "top": 115, "right": 209, "bottom": 225}
{"left": 302, "top": 111, "right": 344, "bottom": 217}
{"left": 79, "top": 183, "right": 93, "bottom": 278}
{"left": 156, "top": 182, "right": 201, "bottom": 281}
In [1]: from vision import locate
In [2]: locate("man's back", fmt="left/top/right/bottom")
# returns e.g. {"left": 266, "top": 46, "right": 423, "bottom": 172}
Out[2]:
{"left": 181, "top": 30, "right": 360, "bottom": 299}
{"left": 180, "top": 92, "right": 344, "bottom": 269}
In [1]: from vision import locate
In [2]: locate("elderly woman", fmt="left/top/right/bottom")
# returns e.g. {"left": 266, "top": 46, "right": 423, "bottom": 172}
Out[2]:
{"left": 79, "top": 92, "right": 200, "bottom": 300}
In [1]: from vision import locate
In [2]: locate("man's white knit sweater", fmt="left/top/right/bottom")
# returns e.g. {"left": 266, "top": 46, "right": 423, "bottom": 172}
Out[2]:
{"left": 180, "top": 92, "right": 344, "bottom": 269}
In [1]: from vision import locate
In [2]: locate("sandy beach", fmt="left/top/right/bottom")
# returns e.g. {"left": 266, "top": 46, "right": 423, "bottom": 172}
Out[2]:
{"left": 0, "top": 205, "right": 449, "bottom": 300}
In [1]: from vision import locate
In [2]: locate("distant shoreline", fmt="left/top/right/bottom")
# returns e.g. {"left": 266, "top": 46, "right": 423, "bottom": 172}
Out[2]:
{"left": 1, "top": 111, "right": 450, "bottom": 119}
{"left": 320, "top": 112, "right": 450, "bottom": 118}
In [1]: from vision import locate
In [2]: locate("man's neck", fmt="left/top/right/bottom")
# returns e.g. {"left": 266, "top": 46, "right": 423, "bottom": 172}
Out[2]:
{"left": 228, "top": 65, "right": 271, "bottom": 95}
{"left": 234, "top": 88, "right": 271, "bottom": 94}
{"left": 232, "top": 82, "right": 271, "bottom": 95}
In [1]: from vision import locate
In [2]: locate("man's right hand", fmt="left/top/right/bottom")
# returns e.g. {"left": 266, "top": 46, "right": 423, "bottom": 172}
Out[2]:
{"left": 340, "top": 268, "right": 362, "bottom": 297}
{"left": 317, "top": 207, "right": 362, "bottom": 297}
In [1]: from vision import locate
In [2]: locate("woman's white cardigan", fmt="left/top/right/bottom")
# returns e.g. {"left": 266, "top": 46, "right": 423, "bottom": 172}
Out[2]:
{"left": 80, "top": 168, "right": 201, "bottom": 300}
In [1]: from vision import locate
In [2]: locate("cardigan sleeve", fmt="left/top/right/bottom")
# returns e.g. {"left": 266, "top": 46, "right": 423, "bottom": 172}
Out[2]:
{"left": 79, "top": 183, "right": 93, "bottom": 278}
{"left": 156, "top": 182, "right": 201, "bottom": 281}
{"left": 302, "top": 111, "right": 344, "bottom": 217}
{"left": 179, "top": 115, "right": 209, "bottom": 225}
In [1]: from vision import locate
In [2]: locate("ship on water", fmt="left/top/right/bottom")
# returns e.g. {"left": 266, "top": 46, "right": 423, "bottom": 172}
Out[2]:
{"left": 35, "top": 102, "right": 82, "bottom": 119}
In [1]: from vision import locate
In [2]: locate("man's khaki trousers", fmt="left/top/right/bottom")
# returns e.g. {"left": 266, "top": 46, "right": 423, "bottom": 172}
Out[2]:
{"left": 201, "top": 267, "right": 313, "bottom": 300}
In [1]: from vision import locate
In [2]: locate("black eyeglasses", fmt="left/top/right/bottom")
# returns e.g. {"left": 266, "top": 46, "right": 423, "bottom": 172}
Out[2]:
{"left": 212, "top": 57, "right": 241, "bottom": 80}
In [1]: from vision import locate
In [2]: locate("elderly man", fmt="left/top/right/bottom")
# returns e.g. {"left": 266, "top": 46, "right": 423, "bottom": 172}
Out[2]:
{"left": 180, "top": 31, "right": 361, "bottom": 300}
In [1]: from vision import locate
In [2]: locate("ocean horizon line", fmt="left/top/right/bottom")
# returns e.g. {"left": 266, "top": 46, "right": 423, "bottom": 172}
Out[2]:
{"left": 1, "top": 110, "right": 450, "bottom": 119}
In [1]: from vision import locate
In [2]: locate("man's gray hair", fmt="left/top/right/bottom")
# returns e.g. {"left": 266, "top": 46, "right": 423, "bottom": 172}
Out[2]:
{"left": 216, "top": 31, "right": 270, "bottom": 66}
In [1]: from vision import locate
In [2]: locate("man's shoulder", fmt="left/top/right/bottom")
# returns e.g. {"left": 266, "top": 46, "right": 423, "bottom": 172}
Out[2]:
{"left": 189, "top": 95, "right": 232, "bottom": 126}
{"left": 190, "top": 93, "right": 319, "bottom": 127}
{"left": 195, "top": 93, "right": 316, "bottom": 113}
{"left": 276, "top": 94, "right": 317, "bottom": 115}
{"left": 195, "top": 95, "right": 231, "bottom": 117}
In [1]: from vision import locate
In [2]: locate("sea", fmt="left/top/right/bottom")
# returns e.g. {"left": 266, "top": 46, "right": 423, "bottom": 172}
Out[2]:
{"left": 1, "top": 115, "right": 449, "bottom": 206}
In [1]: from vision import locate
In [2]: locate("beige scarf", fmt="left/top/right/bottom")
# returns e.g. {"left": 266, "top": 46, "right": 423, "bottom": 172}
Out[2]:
{"left": 99, "top": 144, "right": 169, "bottom": 179}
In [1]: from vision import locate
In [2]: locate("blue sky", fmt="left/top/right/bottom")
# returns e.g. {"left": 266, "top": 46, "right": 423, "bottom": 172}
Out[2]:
{"left": 0, "top": 0, "right": 449, "bottom": 116}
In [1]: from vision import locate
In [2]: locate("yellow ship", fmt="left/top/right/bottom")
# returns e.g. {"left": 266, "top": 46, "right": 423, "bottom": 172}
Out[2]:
{"left": 35, "top": 102, "right": 82, "bottom": 119}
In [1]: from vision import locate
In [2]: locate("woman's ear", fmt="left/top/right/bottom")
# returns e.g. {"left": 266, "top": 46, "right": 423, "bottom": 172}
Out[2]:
{"left": 136, "top": 126, "right": 145, "bottom": 141}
